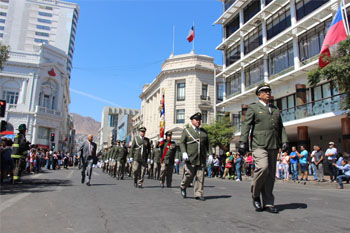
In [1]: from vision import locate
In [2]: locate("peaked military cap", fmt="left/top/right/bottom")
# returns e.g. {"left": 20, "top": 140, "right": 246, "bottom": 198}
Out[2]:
{"left": 165, "top": 131, "right": 172, "bottom": 136}
{"left": 139, "top": 126, "right": 147, "bottom": 132}
{"left": 256, "top": 83, "right": 271, "bottom": 95}
{"left": 190, "top": 112, "right": 202, "bottom": 120}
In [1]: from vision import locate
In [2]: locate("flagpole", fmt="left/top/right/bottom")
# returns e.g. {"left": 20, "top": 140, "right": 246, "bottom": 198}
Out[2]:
{"left": 172, "top": 25, "right": 175, "bottom": 55}
{"left": 192, "top": 21, "right": 195, "bottom": 52}
{"left": 341, "top": 0, "right": 350, "bottom": 35}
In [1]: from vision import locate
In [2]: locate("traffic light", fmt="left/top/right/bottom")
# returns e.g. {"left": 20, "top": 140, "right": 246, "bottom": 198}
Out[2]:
{"left": 0, "top": 120, "right": 7, "bottom": 132}
{"left": 50, "top": 133, "right": 55, "bottom": 141}
{"left": 0, "top": 100, "right": 6, "bottom": 117}
{"left": 51, "top": 143, "right": 55, "bottom": 150}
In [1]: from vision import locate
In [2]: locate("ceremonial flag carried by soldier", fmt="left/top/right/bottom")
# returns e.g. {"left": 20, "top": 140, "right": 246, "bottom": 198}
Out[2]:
{"left": 159, "top": 91, "right": 165, "bottom": 146}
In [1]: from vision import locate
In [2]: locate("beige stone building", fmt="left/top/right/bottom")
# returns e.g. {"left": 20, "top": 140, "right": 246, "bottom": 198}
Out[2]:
{"left": 139, "top": 52, "right": 221, "bottom": 143}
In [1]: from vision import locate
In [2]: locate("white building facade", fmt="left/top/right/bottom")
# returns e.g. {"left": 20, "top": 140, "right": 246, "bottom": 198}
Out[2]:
{"left": 139, "top": 52, "right": 221, "bottom": 143}
{"left": 215, "top": 0, "right": 350, "bottom": 153}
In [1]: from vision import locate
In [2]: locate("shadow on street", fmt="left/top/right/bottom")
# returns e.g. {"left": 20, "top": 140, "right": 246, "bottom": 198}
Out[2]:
{"left": 276, "top": 203, "right": 308, "bottom": 212}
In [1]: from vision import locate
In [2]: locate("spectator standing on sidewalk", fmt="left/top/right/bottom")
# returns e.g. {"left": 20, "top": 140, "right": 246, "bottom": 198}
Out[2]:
{"left": 296, "top": 145, "right": 309, "bottom": 182}
{"left": 281, "top": 151, "right": 290, "bottom": 181}
{"left": 289, "top": 146, "right": 299, "bottom": 181}
{"left": 310, "top": 146, "right": 318, "bottom": 181}
{"left": 1, "top": 138, "right": 14, "bottom": 183}
{"left": 313, "top": 145, "right": 324, "bottom": 182}
{"left": 212, "top": 155, "right": 220, "bottom": 177}
{"left": 325, "top": 142, "right": 338, "bottom": 182}
{"left": 333, "top": 159, "right": 350, "bottom": 189}
{"left": 244, "top": 152, "right": 254, "bottom": 177}
{"left": 234, "top": 152, "right": 242, "bottom": 181}
{"left": 336, "top": 153, "right": 344, "bottom": 176}
{"left": 207, "top": 153, "right": 213, "bottom": 178}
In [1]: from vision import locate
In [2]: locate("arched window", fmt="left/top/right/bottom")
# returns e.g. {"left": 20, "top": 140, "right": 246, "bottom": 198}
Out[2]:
{"left": 38, "top": 79, "right": 58, "bottom": 110}
{"left": 1, "top": 80, "right": 20, "bottom": 105}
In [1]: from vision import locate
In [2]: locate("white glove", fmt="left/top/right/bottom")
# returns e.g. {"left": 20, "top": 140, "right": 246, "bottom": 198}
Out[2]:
{"left": 182, "top": 153, "right": 189, "bottom": 161}
{"left": 130, "top": 157, "right": 133, "bottom": 163}
{"left": 159, "top": 138, "right": 164, "bottom": 142}
{"left": 151, "top": 160, "right": 154, "bottom": 164}
{"left": 175, "top": 159, "right": 179, "bottom": 164}
{"left": 147, "top": 159, "right": 151, "bottom": 163}
{"left": 127, "top": 158, "right": 130, "bottom": 163}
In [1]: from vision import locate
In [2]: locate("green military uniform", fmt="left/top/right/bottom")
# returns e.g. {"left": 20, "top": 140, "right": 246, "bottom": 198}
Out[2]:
{"left": 11, "top": 124, "right": 30, "bottom": 183}
{"left": 116, "top": 141, "right": 128, "bottom": 180}
{"left": 240, "top": 83, "right": 288, "bottom": 208}
{"left": 130, "top": 127, "right": 151, "bottom": 187}
{"left": 153, "top": 143, "right": 161, "bottom": 180}
{"left": 111, "top": 141, "right": 121, "bottom": 177}
{"left": 180, "top": 113, "right": 213, "bottom": 199}
{"left": 159, "top": 131, "right": 179, "bottom": 187}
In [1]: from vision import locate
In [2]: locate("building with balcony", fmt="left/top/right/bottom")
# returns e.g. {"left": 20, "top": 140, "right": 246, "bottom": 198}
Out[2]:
{"left": 0, "top": 0, "right": 79, "bottom": 77}
{"left": 215, "top": 0, "right": 350, "bottom": 153}
{"left": 139, "top": 52, "right": 221, "bottom": 143}
{"left": 0, "top": 43, "right": 71, "bottom": 151}
{"left": 98, "top": 107, "right": 139, "bottom": 150}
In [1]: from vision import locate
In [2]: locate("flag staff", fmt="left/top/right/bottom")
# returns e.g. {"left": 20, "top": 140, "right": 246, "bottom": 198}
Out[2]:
{"left": 192, "top": 21, "right": 195, "bottom": 52}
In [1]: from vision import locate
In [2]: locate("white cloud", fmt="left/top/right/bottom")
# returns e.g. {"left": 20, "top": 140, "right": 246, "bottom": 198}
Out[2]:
{"left": 70, "top": 88, "right": 119, "bottom": 107}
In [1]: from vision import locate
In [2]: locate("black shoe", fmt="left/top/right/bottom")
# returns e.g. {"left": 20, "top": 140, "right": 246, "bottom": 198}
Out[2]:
{"left": 134, "top": 182, "right": 137, "bottom": 188}
{"left": 160, "top": 183, "right": 165, "bottom": 188}
{"left": 86, "top": 182, "right": 91, "bottom": 186}
{"left": 138, "top": 184, "right": 143, "bottom": 189}
{"left": 117, "top": 176, "right": 120, "bottom": 180}
{"left": 120, "top": 177, "right": 124, "bottom": 180}
{"left": 252, "top": 196, "right": 263, "bottom": 212}
{"left": 180, "top": 188, "right": 186, "bottom": 198}
{"left": 166, "top": 185, "right": 171, "bottom": 188}
{"left": 81, "top": 176, "right": 85, "bottom": 184}
{"left": 195, "top": 196, "right": 205, "bottom": 201}
{"left": 264, "top": 206, "right": 279, "bottom": 214}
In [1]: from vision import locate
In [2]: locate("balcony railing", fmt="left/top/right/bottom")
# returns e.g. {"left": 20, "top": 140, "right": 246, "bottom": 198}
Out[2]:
{"left": 200, "top": 95, "right": 210, "bottom": 101}
{"left": 36, "top": 105, "right": 61, "bottom": 117}
{"left": 281, "top": 93, "right": 345, "bottom": 122}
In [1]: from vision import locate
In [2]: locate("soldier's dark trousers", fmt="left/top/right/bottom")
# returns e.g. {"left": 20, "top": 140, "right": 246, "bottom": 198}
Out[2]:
{"left": 133, "top": 161, "right": 146, "bottom": 186}
{"left": 81, "top": 159, "right": 93, "bottom": 184}
{"left": 13, "top": 158, "right": 25, "bottom": 181}
{"left": 160, "top": 163, "right": 173, "bottom": 187}
{"left": 251, "top": 148, "right": 277, "bottom": 206}
{"left": 117, "top": 161, "right": 125, "bottom": 179}
{"left": 153, "top": 162, "right": 160, "bottom": 180}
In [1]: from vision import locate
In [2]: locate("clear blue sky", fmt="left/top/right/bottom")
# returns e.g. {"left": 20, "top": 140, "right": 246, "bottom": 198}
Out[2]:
{"left": 69, "top": 0, "right": 223, "bottom": 122}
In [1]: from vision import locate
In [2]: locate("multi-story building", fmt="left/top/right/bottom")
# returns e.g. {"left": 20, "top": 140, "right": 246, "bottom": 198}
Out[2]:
{"left": 0, "top": 0, "right": 78, "bottom": 76}
{"left": 98, "top": 107, "right": 139, "bottom": 150}
{"left": 0, "top": 0, "right": 79, "bottom": 151}
{"left": 139, "top": 52, "right": 221, "bottom": 143}
{"left": 215, "top": 0, "right": 350, "bottom": 153}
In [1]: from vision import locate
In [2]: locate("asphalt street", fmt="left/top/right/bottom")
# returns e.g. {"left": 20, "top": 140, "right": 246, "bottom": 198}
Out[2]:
{"left": 0, "top": 167, "right": 349, "bottom": 233}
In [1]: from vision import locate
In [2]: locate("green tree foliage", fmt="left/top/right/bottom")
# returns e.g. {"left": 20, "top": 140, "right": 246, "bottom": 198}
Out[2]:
{"left": 203, "top": 114, "right": 235, "bottom": 152}
{"left": 0, "top": 43, "right": 9, "bottom": 71}
{"left": 307, "top": 37, "right": 350, "bottom": 113}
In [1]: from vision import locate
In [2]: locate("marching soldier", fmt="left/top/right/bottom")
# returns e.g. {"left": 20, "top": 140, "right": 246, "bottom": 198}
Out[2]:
{"left": 116, "top": 140, "right": 128, "bottom": 180}
{"left": 159, "top": 131, "right": 179, "bottom": 188}
{"left": 130, "top": 127, "right": 151, "bottom": 188}
{"left": 153, "top": 141, "right": 161, "bottom": 180}
{"left": 112, "top": 141, "right": 121, "bottom": 177}
{"left": 127, "top": 147, "right": 133, "bottom": 177}
{"left": 239, "top": 83, "right": 288, "bottom": 213}
{"left": 11, "top": 124, "right": 30, "bottom": 184}
{"left": 179, "top": 112, "right": 212, "bottom": 201}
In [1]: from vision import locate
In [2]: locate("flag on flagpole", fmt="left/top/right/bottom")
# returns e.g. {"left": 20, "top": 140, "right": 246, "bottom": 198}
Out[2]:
{"left": 187, "top": 26, "right": 195, "bottom": 43}
{"left": 159, "top": 92, "right": 165, "bottom": 146}
{"left": 319, "top": 5, "right": 348, "bottom": 68}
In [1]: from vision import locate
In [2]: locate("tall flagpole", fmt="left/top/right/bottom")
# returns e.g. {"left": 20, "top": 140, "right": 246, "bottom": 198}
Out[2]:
{"left": 341, "top": 0, "right": 350, "bottom": 35}
{"left": 192, "top": 21, "right": 195, "bottom": 52}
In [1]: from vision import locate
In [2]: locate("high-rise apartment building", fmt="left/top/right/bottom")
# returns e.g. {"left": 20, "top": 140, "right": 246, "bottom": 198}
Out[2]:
{"left": 0, "top": 0, "right": 78, "bottom": 75}
{"left": 215, "top": 0, "right": 350, "bottom": 153}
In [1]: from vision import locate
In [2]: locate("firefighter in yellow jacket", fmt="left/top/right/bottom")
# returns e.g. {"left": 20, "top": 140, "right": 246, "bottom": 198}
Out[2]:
{"left": 11, "top": 124, "right": 30, "bottom": 184}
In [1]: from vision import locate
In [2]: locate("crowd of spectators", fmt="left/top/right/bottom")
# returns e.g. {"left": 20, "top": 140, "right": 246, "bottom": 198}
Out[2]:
{"left": 0, "top": 136, "right": 78, "bottom": 184}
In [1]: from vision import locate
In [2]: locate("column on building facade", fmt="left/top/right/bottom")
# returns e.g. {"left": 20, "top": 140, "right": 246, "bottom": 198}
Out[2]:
{"left": 341, "top": 118, "right": 350, "bottom": 153}
{"left": 19, "top": 78, "right": 28, "bottom": 104}
{"left": 30, "top": 74, "right": 39, "bottom": 112}
{"left": 239, "top": 8, "right": 245, "bottom": 94}
{"left": 31, "top": 124, "right": 37, "bottom": 145}
{"left": 290, "top": 0, "right": 300, "bottom": 70}
{"left": 297, "top": 126, "right": 310, "bottom": 150}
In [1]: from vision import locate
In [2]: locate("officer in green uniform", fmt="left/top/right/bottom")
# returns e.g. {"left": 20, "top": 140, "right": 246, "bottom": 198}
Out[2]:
{"left": 112, "top": 140, "right": 120, "bottom": 177}
{"left": 179, "top": 112, "right": 213, "bottom": 201}
{"left": 239, "top": 83, "right": 288, "bottom": 213}
{"left": 130, "top": 127, "right": 151, "bottom": 188}
{"left": 116, "top": 140, "right": 128, "bottom": 180}
{"left": 159, "top": 131, "right": 179, "bottom": 188}
{"left": 153, "top": 141, "right": 161, "bottom": 180}
{"left": 11, "top": 124, "right": 30, "bottom": 184}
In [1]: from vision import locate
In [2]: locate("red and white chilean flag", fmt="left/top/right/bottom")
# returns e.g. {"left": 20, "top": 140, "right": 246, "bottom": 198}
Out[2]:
{"left": 187, "top": 26, "right": 195, "bottom": 43}
{"left": 319, "top": 5, "right": 348, "bottom": 68}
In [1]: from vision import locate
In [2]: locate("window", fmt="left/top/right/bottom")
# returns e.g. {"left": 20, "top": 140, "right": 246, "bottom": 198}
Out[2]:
{"left": 176, "top": 82, "right": 185, "bottom": 101}
{"left": 225, "top": 15, "right": 239, "bottom": 38}
{"left": 34, "top": 38, "right": 48, "bottom": 43}
{"left": 244, "top": 0, "right": 260, "bottom": 23}
{"left": 35, "top": 31, "right": 49, "bottom": 37}
{"left": 265, "top": 0, "right": 273, "bottom": 6}
{"left": 312, "top": 81, "right": 339, "bottom": 101}
{"left": 276, "top": 94, "right": 295, "bottom": 110}
{"left": 224, "top": 0, "right": 236, "bottom": 11}
{"left": 38, "top": 18, "right": 51, "bottom": 24}
{"left": 2, "top": 91, "right": 18, "bottom": 105}
{"left": 225, "top": 43, "right": 240, "bottom": 67}
{"left": 108, "top": 114, "right": 118, "bottom": 127}
{"left": 0, "top": 0, "right": 9, "bottom": 3}
{"left": 201, "top": 84, "right": 208, "bottom": 98}
{"left": 43, "top": 95, "right": 50, "bottom": 108}
{"left": 226, "top": 71, "right": 241, "bottom": 96}
{"left": 244, "top": 24, "right": 262, "bottom": 55}
{"left": 232, "top": 113, "right": 241, "bottom": 130}
{"left": 38, "top": 11, "right": 52, "bottom": 17}
{"left": 0, "top": 26, "right": 4, "bottom": 30}
{"left": 202, "top": 110, "right": 208, "bottom": 124}
{"left": 36, "top": 25, "right": 50, "bottom": 30}
{"left": 266, "top": 5, "right": 291, "bottom": 40}
{"left": 298, "top": 19, "right": 331, "bottom": 61}
{"left": 38, "top": 127, "right": 50, "bottom": 140}
{"left": 176, "top": 109, "right": 185, "bottom": 124}
{"left": 296, "top": 0, "right": 329, "bottom": 21}
{"left": 0, "top": 12, "right": 6, "bottom": 16}
{"left": 39, "top": 6, "right": 53, "bottom": 10}
{"left": 0, "top": 19, "right": 5, "bottom": 23}
{"left": 0, "top": 33, "right": 3, "bottom": 38}
{"left": 217, "top": 83, "right": 224, "bottom": 101}
{"left": 268, "top": 41, "right": 294, "bottom": 76}
{"left": 245, "top": 59, "right": 264, "bottom": 87}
